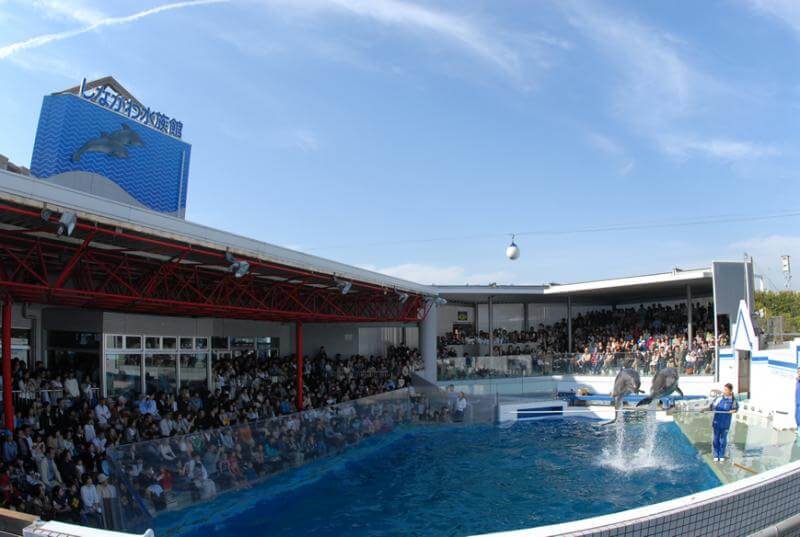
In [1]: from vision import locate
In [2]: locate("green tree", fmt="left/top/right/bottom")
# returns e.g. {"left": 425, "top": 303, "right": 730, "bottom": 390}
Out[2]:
{"left": 755, "top": 291, "right": 800, "bottom": 334}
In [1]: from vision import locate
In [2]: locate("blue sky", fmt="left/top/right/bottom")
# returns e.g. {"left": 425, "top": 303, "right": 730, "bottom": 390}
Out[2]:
{"left": 0, "top": 0, "right": 798, "bottom": 289}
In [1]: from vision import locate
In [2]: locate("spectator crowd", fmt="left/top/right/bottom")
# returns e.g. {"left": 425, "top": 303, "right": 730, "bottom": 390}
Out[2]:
{"left": 0, "top": 344, "right": 424, "bottom": 528}
{"left": 439, "top": 303, "right": 726, "bottom": 377}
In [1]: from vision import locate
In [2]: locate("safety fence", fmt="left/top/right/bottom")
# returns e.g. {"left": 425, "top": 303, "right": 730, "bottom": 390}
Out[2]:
{"left": 437, "top": 350, "right": 716, "bottom": 382}
{"left": 0, "top": 387, "right": 101, "bottom": 409}
{"left": 105, "top": 385, "right": 494, "bottom": 532}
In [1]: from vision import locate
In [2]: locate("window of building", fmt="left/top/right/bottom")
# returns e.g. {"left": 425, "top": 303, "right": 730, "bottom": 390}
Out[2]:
{"left": 105, "top": 353, "right": 141, "bottom": 401}
{"left": 144, "top": 353, "right": 176, "bottom": 395}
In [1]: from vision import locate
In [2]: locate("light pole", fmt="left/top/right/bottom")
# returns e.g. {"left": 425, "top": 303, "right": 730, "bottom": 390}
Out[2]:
{"left": 781, "top": 255, "right": 791, "bottom": 290}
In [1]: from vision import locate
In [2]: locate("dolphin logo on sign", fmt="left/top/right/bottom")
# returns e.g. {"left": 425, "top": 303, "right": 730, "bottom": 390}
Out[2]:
{"left": 71, "top": 124, "right": 144, "bottom": 162}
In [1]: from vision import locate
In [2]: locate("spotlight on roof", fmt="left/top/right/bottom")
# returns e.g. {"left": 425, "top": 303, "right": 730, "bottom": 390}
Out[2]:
{"left": 506, "top": 234, "right": 520, "bottom": 260}
{"left": 396, "top": 291, "right": 409, "bottom": 304}
{"left": 426, "top": 296, "right": 447, "bottom": 306}
{"left": 334, "top": 276, "right": 352, "bottom": 295}
{"left": 41, "top": 208, "right": 77, "bottom": 237}
{"left": 57, "top": 212, "right": 77, "bottom": 237}
{"left": 224, "top": 251, "right": 250, "bottom": 278}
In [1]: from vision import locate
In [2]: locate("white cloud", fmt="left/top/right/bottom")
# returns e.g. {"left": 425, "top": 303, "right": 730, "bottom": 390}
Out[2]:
{"left": 262, "top": 0, "right": 568, "bottom": 83}
{"left": 586, "top": 132, "right": 636, "bottom": 175}
{"left": 660, "top": 137, "right": 780, "bottom": 160}
{"left": 563, "top": 1, "right": 693, "bottom": 121}
{"left": 28, "top": 0, "right": 106, "bottom": 25}
{"left": 284, "top": 0, "right": 518, "bottom": 74}
{"left": 6, "top": 51, "right": 82, "bottom": 79}
{"left": 730, "top": 235, "right": 799, "bottom": 290}
{"left": 746, "top": 0, "right": 800, "bottom": 37}
{"left": 587, "top": 132, "right": 624, "bottom": 156}
{"left": 361, "top": 262, "right": 520, "bottom": 285}
{"left": 0, "top": 0, "right": 229, "bottom": 60}
{"left": 291, "top": 129, "right": 319, "bottom": 152}
{"left": 563, "top": 1, "right": 776, "bottom": 163}
{"left": 619, "top": 160, "right": 635, "bottom": 175}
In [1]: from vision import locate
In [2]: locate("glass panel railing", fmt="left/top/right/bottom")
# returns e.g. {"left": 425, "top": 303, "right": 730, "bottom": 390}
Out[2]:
{"left": 106, "top": 390, "right": 415, "bottom": 531}
{"left": 106, "top": 386, "right": 498, "bottom": 532}
{"left": 438, "top": 349, "right": 717, "bottom": 381}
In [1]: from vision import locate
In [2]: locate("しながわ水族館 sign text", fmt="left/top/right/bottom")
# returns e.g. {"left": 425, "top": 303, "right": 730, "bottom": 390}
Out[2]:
{"left": 77, "top": 78, "right": 183, "bottom": 139}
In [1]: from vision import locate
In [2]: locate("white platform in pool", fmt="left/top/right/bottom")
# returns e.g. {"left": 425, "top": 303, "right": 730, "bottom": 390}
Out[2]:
{"left": 497, "top": 400, "right": 674, "bottom": 423}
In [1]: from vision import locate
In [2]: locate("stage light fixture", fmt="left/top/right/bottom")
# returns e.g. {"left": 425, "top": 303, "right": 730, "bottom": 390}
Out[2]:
{"left": 225, "top": 251, "right": 250, "bottom": 278}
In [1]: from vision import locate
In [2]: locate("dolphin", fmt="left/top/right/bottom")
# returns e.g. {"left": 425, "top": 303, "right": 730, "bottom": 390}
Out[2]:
{"left": 108, "top": 124, "right": 144, "bottom": 148}
{"left": 636, "top": 367, "right": 683, "bottom": 407}
{"left": 72, "top": 124, "right": 144, "bottom": 162}
{"left": 602, "top": 368, "right": 643, "bottom": 425}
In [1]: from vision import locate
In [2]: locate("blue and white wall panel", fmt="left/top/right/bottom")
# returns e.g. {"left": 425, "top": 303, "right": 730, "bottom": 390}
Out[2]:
{"left": 745, "top": 338, "right": 800, "bottom": 430}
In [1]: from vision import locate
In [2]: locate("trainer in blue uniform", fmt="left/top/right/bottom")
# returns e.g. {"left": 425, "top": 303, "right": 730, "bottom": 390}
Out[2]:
{"left": 795, "top": 368, "right": 800, "bottom": 435}
{"left": 709, "top": 383, "right": 738, "bottom": 463}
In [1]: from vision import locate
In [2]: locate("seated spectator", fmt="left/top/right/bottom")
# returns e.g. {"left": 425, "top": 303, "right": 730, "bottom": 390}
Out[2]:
{"left": 80, "top": 475, "right": 102, "bottom": 521}
{"left": 94, "top": 398, "right": 111, "bottom": 427}
{"left": 138, "top": 394, "right": 158, "bottom": 417}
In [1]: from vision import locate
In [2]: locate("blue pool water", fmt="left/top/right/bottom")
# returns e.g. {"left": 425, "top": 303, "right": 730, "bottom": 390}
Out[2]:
{"left": 155, "top": 418, "right": 720, "bottom": 537}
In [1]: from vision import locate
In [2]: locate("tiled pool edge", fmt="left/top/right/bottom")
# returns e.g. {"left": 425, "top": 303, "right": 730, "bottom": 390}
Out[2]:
{"left": 482, "top": 458, "right": 800, "bottom": 537}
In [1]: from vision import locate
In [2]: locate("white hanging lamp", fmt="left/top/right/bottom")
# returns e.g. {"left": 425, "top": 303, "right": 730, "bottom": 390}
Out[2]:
{"left": 506, "top": 234, "right": 520, "bottom": 260}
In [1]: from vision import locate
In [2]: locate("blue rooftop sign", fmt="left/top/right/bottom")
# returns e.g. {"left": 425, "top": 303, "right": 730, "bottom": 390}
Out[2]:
{"left": 30, "top": 77, "right": 191, "bottom": 217}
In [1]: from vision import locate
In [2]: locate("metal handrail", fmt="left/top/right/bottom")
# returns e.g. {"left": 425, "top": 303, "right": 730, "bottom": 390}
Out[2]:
{"left": 1, "top": 386, "right": 100, "bottom": 401}
{"left": 436, "top": 349, "right": 716, "bottom": 381}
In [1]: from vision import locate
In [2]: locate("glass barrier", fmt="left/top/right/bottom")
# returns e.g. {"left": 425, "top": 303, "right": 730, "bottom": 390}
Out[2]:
{"left": 105, "top": 386, "right": 495, "bottom": 532}
{"left": 437, "top": 349, "right": 717, "bottom": 381}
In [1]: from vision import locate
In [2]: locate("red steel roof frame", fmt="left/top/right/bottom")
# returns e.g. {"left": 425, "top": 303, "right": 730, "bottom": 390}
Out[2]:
{"left": 0, "top": 202, "right": 430, "bottom": 323}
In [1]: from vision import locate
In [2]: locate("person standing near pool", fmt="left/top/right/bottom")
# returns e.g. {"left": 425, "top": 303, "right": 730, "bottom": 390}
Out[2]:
{"left": 795, "top": 368, "right": 800, "bottom": 435}
{"left": 454, "top": 392, "right": 468, "bottom": 422}
{"left": 709, "top": 383, "right": 738, "bottom": 462}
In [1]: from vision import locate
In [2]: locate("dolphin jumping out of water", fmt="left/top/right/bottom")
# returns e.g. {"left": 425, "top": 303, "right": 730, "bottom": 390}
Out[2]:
{"left": 636, "top": 367, "right": 683, "bottom": 407}
{"left": 72, "top": 124, "right": 144, "bottom": 162}
{"left": 602, "top": 368, "right": 643, "bottom": 425}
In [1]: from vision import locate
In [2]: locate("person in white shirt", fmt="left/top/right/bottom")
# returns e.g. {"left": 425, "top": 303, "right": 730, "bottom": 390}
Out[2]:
{"left": 159, "top": 441, "right": 177, "bottom": 461}
{"left": 128, "top": 459, "right": 144, "bottom": 480}
{"left": 81, "top": 377, "right": 95, "bottom": 402}
{"left": 138, "top": 394, "right": 158, "bottom": 417}
{"left": 454, "top": 392, "right": 468, "bottom": 422}
{"left": 96, "top": 474, "right": 120, "bottom": 527}
{"left": 146, "top": 481, "right": 166, "bottom": 510}
{"left": 38, "top": 448, "right": 63, "bottom": 489}
{"left": 63, "top": 374, "right": 80, "bottom": 399}
{"left": 92, "top": 431, "right": 107, "bottom": 453}
{"left": 49, "top": 376, "right": 64, "bottom": 402}
{"left": 190, "top": 455, "right": 216, "bottom": 499}
{"left": 83, "top": 420, "right": 96, "bottom": 443}
{"left": 94, "top": 398, "right": 111, "bottom": 426}
{"left": 159, "top": 413, "right": 175, "bottom": 437}
{"left": 80, "top": 475, "right": 102, "bottom": 514}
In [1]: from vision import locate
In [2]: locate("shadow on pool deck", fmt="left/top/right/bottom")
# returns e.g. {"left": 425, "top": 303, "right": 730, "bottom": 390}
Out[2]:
{"left": 675, "top": 409, "right": 800, "bottom": 484}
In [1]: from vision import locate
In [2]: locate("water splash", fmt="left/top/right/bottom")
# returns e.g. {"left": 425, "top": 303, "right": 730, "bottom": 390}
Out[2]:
{"left": 598, "top": 406, "right": 679, "bottom": 473}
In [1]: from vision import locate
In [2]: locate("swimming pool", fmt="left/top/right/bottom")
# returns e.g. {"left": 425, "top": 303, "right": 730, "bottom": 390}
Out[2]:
{"left": 154, "top": 418, "right": 720, "bottom": 537}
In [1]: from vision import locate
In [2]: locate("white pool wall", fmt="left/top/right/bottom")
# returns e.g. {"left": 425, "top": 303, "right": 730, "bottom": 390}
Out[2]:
{"left": 480, "top": 457, "right": 800, "bottom": 537}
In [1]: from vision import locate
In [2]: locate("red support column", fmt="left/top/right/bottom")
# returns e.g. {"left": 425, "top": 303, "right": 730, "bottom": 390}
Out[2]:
{"left": 295, "top": 321, "right": 303, "bottom": 412}
{"left": 3, "top": 298, "right": 13, "bottom": 433}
